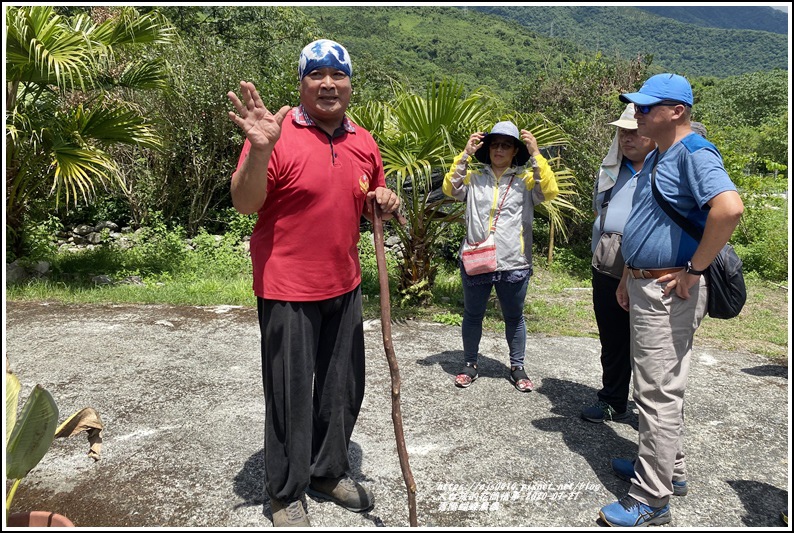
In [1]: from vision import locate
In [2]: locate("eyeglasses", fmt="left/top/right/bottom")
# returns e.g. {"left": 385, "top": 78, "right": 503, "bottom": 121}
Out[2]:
{"left": 489, "top": 141, "right": 515, "bottom": 151}
{"left": 636, "top": 102, "right": 687, "bottom": 114}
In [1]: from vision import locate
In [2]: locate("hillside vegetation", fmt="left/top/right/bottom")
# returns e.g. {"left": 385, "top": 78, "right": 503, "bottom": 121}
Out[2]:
{"left": 469, "top": 5, "right": 788, "bottom": 78}
{"left": 636, "top": 5, "right": 788, "bottom": 34}
{"left": 304, "top": 6, "right": 588, "bottom": 102}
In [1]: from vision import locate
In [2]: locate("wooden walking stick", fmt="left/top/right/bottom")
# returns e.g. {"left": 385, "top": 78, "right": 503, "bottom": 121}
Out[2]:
{"left": 370, "top": 198, "right": 417, "bottom": 527}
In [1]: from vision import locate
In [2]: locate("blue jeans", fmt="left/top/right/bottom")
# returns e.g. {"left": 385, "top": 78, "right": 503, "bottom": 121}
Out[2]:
{"left": 461, "top": 274, "right": 529, "bottom": 368}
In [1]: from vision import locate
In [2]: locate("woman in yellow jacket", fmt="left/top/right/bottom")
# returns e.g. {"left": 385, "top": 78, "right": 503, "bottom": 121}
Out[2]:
{"left": 443, "top": 121, "right": 558, "bottom": 392}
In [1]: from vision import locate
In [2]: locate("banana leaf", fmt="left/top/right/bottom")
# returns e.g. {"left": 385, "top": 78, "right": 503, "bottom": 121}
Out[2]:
{"left": 6, "top": 385, "right": 59, "bottom": 480}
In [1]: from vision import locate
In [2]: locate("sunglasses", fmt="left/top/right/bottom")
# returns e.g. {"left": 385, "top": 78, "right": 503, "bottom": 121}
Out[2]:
{"left": 489, "top": 141, "right": 516, "bottom": 151}
{"left": 636, "top": 101, "right": 687, "bottom": 114}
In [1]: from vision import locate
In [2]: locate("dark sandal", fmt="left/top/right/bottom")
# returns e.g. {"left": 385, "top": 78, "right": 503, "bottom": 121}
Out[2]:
{"left": 510, "top": 366, "right": 534, "bottom": 392}
{"left": 455, "top": 362, "right": 478, "bottom": 388}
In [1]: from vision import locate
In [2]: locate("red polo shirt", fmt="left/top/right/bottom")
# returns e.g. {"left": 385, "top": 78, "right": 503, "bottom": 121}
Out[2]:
{"left": 234, "top": 107, "right": 386, "bottom": 301}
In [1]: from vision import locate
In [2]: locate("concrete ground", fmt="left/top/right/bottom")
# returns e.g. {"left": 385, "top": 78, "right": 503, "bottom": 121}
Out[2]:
{"left": 3, "top": 300, "right": 790, "bottom": 529}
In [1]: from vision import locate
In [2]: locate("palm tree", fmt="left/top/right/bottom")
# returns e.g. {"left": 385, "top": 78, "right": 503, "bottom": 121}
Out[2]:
{"left": 5, "top": 6, "right": 175, "bottom": 258}
{"left": 502, "top": 111, "right": 582, "bottom": 264}
{"left": 349, "top": 80, "right": 580, "bottom": 303}
{"left": 349, "top": 80, "right": 492, "bottom": 304}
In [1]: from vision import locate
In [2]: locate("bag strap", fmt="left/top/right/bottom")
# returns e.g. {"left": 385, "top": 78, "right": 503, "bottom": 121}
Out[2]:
{"left": 489, "top": 175, "right": 516, "bottom": 233}
{"left": 598, "top": 184, "right": 614, "bottom": 233}
{"left": 650, "top": 152, "right": 704, "bottom": 242}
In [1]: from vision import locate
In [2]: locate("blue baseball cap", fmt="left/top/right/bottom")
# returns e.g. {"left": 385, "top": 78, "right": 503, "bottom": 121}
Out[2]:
{"left": 298, "top": 39, "right": 352, "bottom": 80}
{"left": 620, "top": 73, "right": 693, "bottom": 107}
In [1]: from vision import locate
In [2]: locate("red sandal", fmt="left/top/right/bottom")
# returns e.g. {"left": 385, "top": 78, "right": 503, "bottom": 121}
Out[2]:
{"left": 510, "top": 366, "right": 534, "bottom": 392}
{"left": 455, "top": 362, "right": 478, "bottom": 388}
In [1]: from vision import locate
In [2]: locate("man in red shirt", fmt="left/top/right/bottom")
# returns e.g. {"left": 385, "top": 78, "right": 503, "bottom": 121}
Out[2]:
{"left": 227, "top": 39, "right": 400, "bottom": 527}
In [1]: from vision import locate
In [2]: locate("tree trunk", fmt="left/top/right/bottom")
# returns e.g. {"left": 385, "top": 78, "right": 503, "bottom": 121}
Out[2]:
{"left": 547, "top": 223, "right": 555, "bottom": 265}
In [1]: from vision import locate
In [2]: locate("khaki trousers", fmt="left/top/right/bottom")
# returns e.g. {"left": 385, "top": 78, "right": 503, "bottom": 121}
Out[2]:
{"left": 627, "top": 275, "right": 708, "bottom": 508}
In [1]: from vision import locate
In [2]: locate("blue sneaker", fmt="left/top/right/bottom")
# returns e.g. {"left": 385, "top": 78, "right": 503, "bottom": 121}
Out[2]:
{"left": 611, "top": 458, "right": 636, "bottom": 482}
{"left": 672, "top": 480, "right": 688, "bottom": 496}
{"left": 599, "top": 495, "right": 671, "bottom": 527}
{"left": 611, "top": 458, "right": 688, "bottom": 496}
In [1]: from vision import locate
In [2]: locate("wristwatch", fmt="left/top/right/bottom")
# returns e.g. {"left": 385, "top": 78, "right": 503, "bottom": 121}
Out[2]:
{"left": 685, "top": 260, "right": 707, "bottom": 275}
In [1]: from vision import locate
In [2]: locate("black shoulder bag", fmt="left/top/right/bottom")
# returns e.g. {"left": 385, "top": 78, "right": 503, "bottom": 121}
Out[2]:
{"left": 650, "top": 155, "right": 746, "bottom": 319}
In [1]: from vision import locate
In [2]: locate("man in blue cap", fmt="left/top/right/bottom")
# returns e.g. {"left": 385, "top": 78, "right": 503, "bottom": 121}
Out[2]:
{"left": 598, "top": 74, "right": 744, "bottom": 526}
{"left": 227, "top": 39, "right": 400, "bottom": 527}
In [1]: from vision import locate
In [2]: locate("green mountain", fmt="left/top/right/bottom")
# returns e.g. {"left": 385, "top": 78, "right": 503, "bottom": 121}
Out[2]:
{"left": 303, "top": 5, "right": 588, "bottom": 101}
{"left": 468, "top": 6, "right": 788, "bottom": 78}
{"left": 636, "top": 5, "right": 788, "bottom": 34}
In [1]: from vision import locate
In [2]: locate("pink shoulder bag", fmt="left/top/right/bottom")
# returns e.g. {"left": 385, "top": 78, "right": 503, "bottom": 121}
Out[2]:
{"left": 461, "top": 176, "right": 515, "bottom": 276}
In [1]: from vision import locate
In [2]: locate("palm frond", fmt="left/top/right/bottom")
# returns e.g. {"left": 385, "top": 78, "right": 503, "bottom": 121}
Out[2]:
{"left": 49, "top": 146, "right": 120, "bottom": 208}
{"left": 88, "top": 8, "right": 176, "bottom": 47}
{"left": 75, "top": 103, "right": 161, "bottom": 148}
{"left": 5, "top": 6, "right": 92, "bottom": 91}
{"left": 116, "top": 59, "right": 171, "bottom": 90}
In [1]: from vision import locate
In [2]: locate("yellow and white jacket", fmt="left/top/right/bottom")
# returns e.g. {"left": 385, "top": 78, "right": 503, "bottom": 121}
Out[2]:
{"left": 443, "top": 152, "right": 558, "bottom": 272}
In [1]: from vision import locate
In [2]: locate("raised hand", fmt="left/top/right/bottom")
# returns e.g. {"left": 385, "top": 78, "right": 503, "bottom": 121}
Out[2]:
{"left": 227, "top": 81, "right": 291, "bottom": 151}
{"left": 465, "top": 132, "right": 485, "bottom": 156}
{"left": 520, "top": 129, "right": 541, "bottom": 157}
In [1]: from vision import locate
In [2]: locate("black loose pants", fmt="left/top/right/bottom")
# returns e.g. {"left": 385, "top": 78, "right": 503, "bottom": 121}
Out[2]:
{"left": 591, "top": 268, "right": 632, "bottom": 412}
{"left": 257, "top": 286, "right": 365, "bottom": 503}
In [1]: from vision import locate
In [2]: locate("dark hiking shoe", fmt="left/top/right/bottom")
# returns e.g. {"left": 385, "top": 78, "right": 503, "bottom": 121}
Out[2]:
{"left": 581, "top": 400, "right": 629, "bottom": 423}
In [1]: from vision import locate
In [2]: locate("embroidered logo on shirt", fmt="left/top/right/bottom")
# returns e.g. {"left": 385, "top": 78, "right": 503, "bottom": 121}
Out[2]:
{"left": 359, "top": 173, "right": 370, "bottom": 194}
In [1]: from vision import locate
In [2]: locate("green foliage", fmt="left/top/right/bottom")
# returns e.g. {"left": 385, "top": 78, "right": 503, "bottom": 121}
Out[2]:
{"left": 5, "top": 370, "right": 104, "bottom": 518}
{"left": 513, "top": 52, "right": 650, "bottom": 247}
{"left": 546, "top": 243, "right": 593, "bottom": 279}
{"left": 5, "top": 6, "right": 175, "bottom": 257}
{"left": 695, "top": 70, "right": 788, "bottom": 176}
{"left": 114, "top": 6, "right": 317, "bottom": 234}
{"left": 357, "top": 230, "right": 399, "bottom": 297}
{"left": 20, "top": 215, "right": 64, "bottom": 263}
{"left": 731, "top": 194, "right": 787, "bottom": 282}
{"left": 303, "top": 6, "right": 587, "bottom": 103}
{"left": 219, "top": 208, "right": 257, "bottom": 243}
{"left": 635, "top": 6, "right": 788, "bottom": 34}
{"left": 7, "top": 5, "right": 786, "bottom": 287}
{"left": 181, "top": 229, "right": 250, "bottom": 282}
{"left": 350, "top": 79, "right": 494, "bottom": 301}
{"left": 43, "top": 214, "right": 186, "bottom": 282}
{"left": 398, "top": 278, "right": 433, "bottom": 309}
{"left": 432, "top": 311, "right": 463, "bottom": 327}
{"left": 471, "top": 6, "right": 788, "bottom": 77}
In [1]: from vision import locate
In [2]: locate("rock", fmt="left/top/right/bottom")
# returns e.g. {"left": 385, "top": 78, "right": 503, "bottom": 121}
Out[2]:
{"left": 73, "top": 224, "right": 95, "bottom": 236}
{"left": 95, "top": 221, "right": 119, "bottom": 231}
{"left": 6, "top": 261, "right": 28, "bottom": 284}
{"left": 32, "top": 261, "right": 50, "bottom": 274}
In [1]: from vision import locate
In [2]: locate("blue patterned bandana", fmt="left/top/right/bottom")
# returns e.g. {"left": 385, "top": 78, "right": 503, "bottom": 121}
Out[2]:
{"left": 298, "top": 39, "right": 353, "bottom": 80}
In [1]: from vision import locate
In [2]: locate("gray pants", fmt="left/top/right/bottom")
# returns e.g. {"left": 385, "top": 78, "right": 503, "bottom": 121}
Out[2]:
{"left": 627, "top": 276, "right": 707, "bottom": 508}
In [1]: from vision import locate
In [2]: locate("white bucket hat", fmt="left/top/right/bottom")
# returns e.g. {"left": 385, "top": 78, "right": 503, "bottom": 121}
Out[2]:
{"left": 597, "top": 104, "right": 639, "bottom": 193}
{"left": 608, "top": 104, "right": 638, "bottom": 130}
{"left": 474, "top": 121, "right": 531, "bottom": 166}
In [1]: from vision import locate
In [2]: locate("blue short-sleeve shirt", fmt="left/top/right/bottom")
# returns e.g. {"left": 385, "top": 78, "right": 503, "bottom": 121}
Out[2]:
{"left": 621, "top": 133, "right": 737, "bottom": 269}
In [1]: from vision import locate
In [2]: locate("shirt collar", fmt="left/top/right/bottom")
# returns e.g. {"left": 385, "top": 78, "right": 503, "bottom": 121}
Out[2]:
{"left": 293, "top": 105, "right": 356, "bottom": 133}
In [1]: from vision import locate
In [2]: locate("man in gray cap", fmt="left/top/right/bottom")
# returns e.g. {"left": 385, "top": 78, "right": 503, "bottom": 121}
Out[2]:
{"left": 598, "top": 74, "right": 744, "bottom": 527}
{"left": 227, "top": 39, "right": 400, "bottom": 527}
